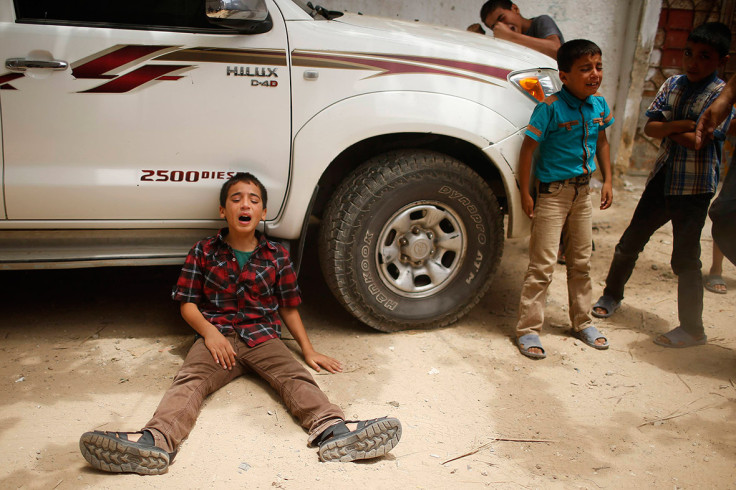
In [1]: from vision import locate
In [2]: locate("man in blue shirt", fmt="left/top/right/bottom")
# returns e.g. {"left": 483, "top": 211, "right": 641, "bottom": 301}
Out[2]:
{"left": 515, "top": 39, "right": 614, "bottom": 359}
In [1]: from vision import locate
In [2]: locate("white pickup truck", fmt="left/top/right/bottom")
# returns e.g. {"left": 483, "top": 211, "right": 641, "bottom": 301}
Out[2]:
{"left": 0, "top": 0, "right": 559, "bottom": 331}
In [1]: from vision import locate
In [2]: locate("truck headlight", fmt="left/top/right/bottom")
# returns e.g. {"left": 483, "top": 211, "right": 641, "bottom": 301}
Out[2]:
{"left": 508, "top": 69, "right": 560, "bottom": 103}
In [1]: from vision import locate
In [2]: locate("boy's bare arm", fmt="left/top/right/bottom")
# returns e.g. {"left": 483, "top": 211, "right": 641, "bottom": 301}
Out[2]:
{"left": 644, "top": 118, "right": 696, "bottom": 139}
{"left": 279, "top": 307, "right": 342, "bottom": 373}
{"left": 492, "top": 23, "right": 561, "bottom": 59}
{"left": 180, "top": 302, "right": 236, "bottom": 370}
{"left": 596, "top": 129, "right": 613, "bottom": 210}
{"left": 518, "top": 135, "right": 538, "bottom": 218}
{"left": 668, "top": 131, "right": 697, "bottom": 150}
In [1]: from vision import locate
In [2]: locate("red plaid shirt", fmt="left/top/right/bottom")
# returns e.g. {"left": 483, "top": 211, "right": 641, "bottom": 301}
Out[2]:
{"left": 171, "top": 229, "right": 302, "bottom": 347}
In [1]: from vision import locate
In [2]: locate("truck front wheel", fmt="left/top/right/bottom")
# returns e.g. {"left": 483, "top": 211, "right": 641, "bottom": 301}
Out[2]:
{"left": 319, "top": 150, "right": 504, "bottom": 332}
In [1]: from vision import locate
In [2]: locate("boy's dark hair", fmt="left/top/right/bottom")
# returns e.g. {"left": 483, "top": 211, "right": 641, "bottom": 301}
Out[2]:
{"left": 688, "top": 22, "right": 732, "bottom": 57}
{"left": 557, "top": 39, "right": 602, "bottom": 72}
{"left": 480, "top": 0, "right": 513, "bottom": 21}
{"left": 219, "top": 172, "right": 268, "bottom": 208}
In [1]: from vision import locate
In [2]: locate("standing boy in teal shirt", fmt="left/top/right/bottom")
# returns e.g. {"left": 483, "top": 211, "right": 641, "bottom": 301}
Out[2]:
{"left": 515, "top": 39, "right": 614, "bottom": 359}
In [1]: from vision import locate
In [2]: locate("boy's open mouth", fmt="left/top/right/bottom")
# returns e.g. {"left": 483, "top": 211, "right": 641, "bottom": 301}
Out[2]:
{"left": 238, "top": 215, "right": 252, "bottom": 223}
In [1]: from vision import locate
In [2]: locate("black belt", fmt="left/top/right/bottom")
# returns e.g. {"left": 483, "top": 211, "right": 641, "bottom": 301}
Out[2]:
{"left": 539, "top": 174, "right": 590, "bottom": 194}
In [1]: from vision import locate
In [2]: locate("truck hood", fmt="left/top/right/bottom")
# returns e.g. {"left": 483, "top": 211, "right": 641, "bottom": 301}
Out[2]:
{"left": 332, "top": 12, "right": 556, "bottom": 70}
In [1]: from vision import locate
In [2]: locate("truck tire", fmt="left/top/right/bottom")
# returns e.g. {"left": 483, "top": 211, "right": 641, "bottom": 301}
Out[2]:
{"left": 319, "top": 150, "right": 504, "bottom": 332}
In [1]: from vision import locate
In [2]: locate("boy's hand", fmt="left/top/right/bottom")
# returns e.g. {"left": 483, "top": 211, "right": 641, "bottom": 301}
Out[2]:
{"left": 304, "top": 350, "right": 343, "bottom": 374}
{"left": 600, "top": 182, "right": 613, "bottom": 210}
{"left": 521, "top": 191, "right": 535, "bottom": 218}
{"left": 696, "top": 95, "right": 734, "bottom": 149}
{"left": 204, "top": 330, "right": 237, "bottom": 370}
{"left": 492, "top": 21, "right": 515, "bottom": 39}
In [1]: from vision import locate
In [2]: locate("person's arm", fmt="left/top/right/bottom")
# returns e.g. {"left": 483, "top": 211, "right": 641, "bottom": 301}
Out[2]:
{"left": 669, "top": 132, "right": 697, "bottom": 150}
{"left": 696, "top": 74, "right": 736, "bottom": 149}
{"left": 643, "top": 118, "right": 696, "bottom": 139}
{"left": 644, "top": 118, "right": 697, "bottom": 150}
{"left": 518, "top": 135, "right": 539, "bottom": 218}
{"left": 279, "top": 307, "right": 342, "bottom": 373}
{"left": 492, "top": 22, "right": 561, "bottom": 59}
{"left": 180, "top": 302, "right": 236, "bottom": 370}
{"left": 596, "top": 129, "right": 613, "bottom": 210}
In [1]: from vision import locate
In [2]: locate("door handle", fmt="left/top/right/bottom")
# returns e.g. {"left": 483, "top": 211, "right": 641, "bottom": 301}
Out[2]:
{"left": 5, "top": 58, "right": 69, "bottom": 72}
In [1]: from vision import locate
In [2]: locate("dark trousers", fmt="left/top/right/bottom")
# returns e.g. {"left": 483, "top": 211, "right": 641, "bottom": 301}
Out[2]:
{"left": 602, "top": 169, "right": 712, "bottom": 337}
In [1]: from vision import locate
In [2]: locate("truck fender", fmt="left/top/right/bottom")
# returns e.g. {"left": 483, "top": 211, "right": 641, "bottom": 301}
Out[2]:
{"left": 267, "top": 91, "right": 521, "bottom": 238}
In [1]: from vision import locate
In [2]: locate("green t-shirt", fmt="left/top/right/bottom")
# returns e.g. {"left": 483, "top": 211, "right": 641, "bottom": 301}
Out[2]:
{"left": 233, "top": 249, "right": 253, "bottom": 269}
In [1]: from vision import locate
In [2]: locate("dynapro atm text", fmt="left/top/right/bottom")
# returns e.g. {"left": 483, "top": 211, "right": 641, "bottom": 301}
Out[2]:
{"left": 227, "top": 66, "right": 279, "bottom": 86}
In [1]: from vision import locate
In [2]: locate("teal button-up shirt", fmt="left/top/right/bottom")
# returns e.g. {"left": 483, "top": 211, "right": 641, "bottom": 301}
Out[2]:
{"left": 524, "top": 85, "right": 614, "bottom": 183}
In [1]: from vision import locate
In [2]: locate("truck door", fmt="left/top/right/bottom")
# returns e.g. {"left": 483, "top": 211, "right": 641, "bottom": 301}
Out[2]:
{"left": 0, "top": 0, "right": 290, "bottom": 221}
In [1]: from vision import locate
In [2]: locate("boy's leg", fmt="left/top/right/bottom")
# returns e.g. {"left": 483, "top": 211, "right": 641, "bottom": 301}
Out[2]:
{"left": 705, "top": 241, "right": 727, "bottom": 293}
{"left": 563, "top": 184, "right": 594, "bottom": 331}
{"left": 666, "top": 193, "right": 712, "bottom": 338}
{"left": 240, "top": 338, "right": 345, "bottom": 445}
{"left": 516, "top": 183, "right": 572, "bottom": 338}
{"left": 144, "top": 335, "right": 245, "bottom": 453}
{"left": 600, "top": 170, "right": 670, "bottom": 303}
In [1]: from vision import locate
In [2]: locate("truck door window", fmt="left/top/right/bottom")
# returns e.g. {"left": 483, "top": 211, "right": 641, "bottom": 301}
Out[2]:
{"left": 14, "top": 0, "right": 229, "bottom": 32}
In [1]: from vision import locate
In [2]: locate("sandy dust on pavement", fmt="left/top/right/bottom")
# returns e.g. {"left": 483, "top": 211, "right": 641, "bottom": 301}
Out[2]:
{"left": 1, "top": 175, "right": 735, "bottom": 489}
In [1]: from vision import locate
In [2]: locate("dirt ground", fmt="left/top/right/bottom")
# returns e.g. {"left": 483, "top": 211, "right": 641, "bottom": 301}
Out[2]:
{"left": 2, "top": 174, "right": 735, "bottom": 489}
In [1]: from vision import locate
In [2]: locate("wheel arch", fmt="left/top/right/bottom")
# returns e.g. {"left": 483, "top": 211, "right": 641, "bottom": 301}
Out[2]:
{"left": 312, "top": 132, "right": 508, "bottom": 219}
{"left": 269, "top": 91, "right": 520, "bottom": 239}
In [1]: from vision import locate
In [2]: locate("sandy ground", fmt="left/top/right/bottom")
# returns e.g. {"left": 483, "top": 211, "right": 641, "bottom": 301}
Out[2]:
{"left": 1, "top": 175, "right": 735, "bottom": 489}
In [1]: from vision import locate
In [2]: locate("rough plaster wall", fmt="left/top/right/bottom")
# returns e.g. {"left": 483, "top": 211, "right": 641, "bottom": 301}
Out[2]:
{"left": 612, "top": 0, "right": 662, "bottom": 176}
{"left": 317, "top": 0, "right": 633, "bottom": 104}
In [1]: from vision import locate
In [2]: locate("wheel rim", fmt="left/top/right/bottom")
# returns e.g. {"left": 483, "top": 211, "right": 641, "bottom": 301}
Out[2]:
{"left": 376, "top": 201, "right": 467, "bottom": 298}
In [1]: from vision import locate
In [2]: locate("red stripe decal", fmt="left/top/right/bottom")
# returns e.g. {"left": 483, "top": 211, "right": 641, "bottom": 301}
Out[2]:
{"left": 0, "top": 73, "right": 24, "bottom": 84}
{"left": 73, "top": 45, "right": 175, "bottom": 79}
{"left": 298, "top": 53, "right": 492, "bottom": 84}
{"left": 294, "top": 52, "right": 511, "bottom": 84}
{"left": 388, "top": 54, "right": 511, "bottom": 80}
{"left": 82, "top": 65, "right": 190, "bottom": 93}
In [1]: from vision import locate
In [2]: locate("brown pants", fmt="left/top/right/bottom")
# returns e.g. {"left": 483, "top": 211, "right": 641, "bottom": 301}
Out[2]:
{"left": 516, "top": 182, "right": 594, "bottom": 337}
{"left": 143, "top": 333, "right": 344, "bottom": 453}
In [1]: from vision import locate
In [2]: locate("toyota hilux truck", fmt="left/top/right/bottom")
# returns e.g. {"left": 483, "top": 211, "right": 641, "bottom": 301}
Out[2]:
{"left": 0, "top": 0, "right": 560, "bottom": 331}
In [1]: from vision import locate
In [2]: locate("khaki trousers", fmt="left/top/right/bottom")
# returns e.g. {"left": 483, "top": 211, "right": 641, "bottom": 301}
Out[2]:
{"left": 516, "top": 182, "right": 594, "bottom": 337}
{"left": 144, "top": 333, "right": 344, "bottom": 453}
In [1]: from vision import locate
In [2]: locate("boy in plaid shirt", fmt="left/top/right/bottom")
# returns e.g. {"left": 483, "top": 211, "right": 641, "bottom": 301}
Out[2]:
{"left": 593, "top": 22, "right": 733, "bottom": 347}
{"left": 80, "top": 172, "right": 401, "bottom": 474}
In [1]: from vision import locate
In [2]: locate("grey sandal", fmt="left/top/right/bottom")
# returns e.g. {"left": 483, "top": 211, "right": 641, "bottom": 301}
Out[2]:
{"left": 574, "top": 325, "right": 609, "bottom": 350}
{"left": 517, "top": 333, "right": 546, "bottom": 359}
{"left": 592, "top": 295, "right": 621, "bottom": 318}
{"left": 79, "top": 430, "right": 170, "bottom": 475}
{"left": 653, "top": 326, "right": 707, "bottom": 348}
{"left": 317, "top": 417, "right": 401, "bottom": 462}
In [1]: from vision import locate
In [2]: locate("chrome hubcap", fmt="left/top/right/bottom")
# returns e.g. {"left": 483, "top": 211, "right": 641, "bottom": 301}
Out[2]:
{"left": 376, "top": 201, "right": 466, "bottom": 297}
